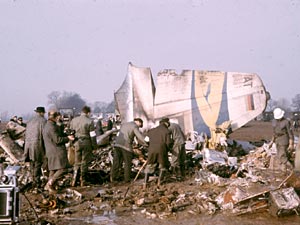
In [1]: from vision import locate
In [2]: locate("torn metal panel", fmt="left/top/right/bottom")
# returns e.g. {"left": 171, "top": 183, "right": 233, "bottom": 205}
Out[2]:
{"left": 0, "top": 133, "right": 24, "bottom": 163}
{"left": 269, "top": 187, "right": 300, "bottom": 217}
{"left": 115, "top": 63, "right": 269, "bottom": 135}
{"left": 114, "top": 62, "right": 155, "bottom": 129}
{"left": 202, "top": 148, "right": 228, "bottom": 165}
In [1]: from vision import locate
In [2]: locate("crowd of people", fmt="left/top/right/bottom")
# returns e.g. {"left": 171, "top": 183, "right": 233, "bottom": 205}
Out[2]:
{"left": 4, "top": 106, "right": 300, "bottom": 194}
{"left": 19, "top": 106, "right": 97, "bottom": 193}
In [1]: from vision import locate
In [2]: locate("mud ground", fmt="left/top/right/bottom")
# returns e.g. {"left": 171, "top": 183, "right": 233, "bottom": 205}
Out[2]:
{"left": 13, "top": 121, "right": 300, "bottom": 224}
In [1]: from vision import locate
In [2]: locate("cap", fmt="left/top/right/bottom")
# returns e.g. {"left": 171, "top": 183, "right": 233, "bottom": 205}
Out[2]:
{"left": 159, "top": 117, "right": 170, "bottom": 127}
{"left": 273, "top": 108, "right": 284, "bottom": 120}
{"left": 134, "top": 118, "right": 143, "bottom": 128}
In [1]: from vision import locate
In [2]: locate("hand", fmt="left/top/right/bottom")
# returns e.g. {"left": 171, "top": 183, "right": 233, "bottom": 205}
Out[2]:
{"left": 287, "top": 144, "right": 294, "bottom": 151}
{"left": 68, "top": 135, "right": 75, "bottom": 141}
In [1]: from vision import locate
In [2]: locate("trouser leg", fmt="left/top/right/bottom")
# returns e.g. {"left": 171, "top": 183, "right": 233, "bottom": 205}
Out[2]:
{"left": 72, "top": 142, "right": 82, "bottom": 186}
{"left": 143, "top": 172, "right": 149, "bottom": 189}
{"left": 111, "top": 147, "right": 123, "bottom": 182}
{"left": 277, "top": 145, "right": 292, "bottom": 172}
{"left": 51, "top": 168, "right": 67, "bottom": 185}
{"left": 179, "top": 144, "right": 186, "bottom": 180}
{"left": 157, "top": 168, "right": 167, "bottom": 186}
{"left": 122, "top": 149, "right": 133, "bottom": 182}
{"left": 30, "top": 160, "right": 42, "bottom": 187}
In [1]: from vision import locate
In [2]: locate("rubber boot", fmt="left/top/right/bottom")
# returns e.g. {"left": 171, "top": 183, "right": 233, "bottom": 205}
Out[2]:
{"left": 143, "top": 173, "right": 149, "bottom": 190}
{"left": 180, "top": 165, "right": 186, "bottom": 180}
{"left": 175, "top": 167, "right": 183, "bottom": 181}
{"left": 71, "top": 169, "right": 78, "bottom": 187}
{"left": 157, "top": 169, "right": 166, "bottom": 187}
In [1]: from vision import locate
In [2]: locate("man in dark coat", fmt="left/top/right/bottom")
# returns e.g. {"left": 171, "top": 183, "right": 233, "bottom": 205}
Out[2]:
{"left": 144, "top": 118, "right": 172, "bottom": 188}
{"left": 70, "top": 106, "right": 97, "bottom": 186}
{"left": 24, "top": 106, "right": 47, "bottom": 189}
{"left": 43, "top": 110, "right": 74, "bottom": 193}
{"left": 111, "top": 118, "right": 147, "bottom": 183}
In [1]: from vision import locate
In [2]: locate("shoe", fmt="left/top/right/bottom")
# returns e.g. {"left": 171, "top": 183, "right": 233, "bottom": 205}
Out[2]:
{"left": 44, "top": 180, "right": 57, "bottom": 194}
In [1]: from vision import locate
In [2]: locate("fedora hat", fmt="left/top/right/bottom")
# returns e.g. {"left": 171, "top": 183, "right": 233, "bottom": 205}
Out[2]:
{"left": 34, "top": 106, "right": 46, "bottom": 113}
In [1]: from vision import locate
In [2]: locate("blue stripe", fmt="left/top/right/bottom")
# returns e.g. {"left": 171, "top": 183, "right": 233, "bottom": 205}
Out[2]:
{"left": 191, "top": 71, "right": 210, "bottom": 134}
{"left": 216, "top": 72, "right": 230, "bottom": 125}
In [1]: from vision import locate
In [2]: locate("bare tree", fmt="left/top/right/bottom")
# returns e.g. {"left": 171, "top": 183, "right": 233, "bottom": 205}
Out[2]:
{"left": 291, "top": 94, "right": 300, "bottom": 111}
{"left": 47, "top": 91, "right": 61, "bottom": 109}
{"left": 265, "top": 98, "right": 278, "bottom": 112}
{"left": 47, "top": 91, "right": 86, "bottom": 114}
{"left": 276, "top": 97, "right": 291, "bottom": 112}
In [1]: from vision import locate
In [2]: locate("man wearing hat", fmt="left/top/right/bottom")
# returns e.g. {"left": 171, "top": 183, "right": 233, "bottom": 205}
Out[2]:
{"left": 111, "top": 118, "right": 148, "bottom": 183}
{"left": 43, "top": 110, "right": 75, "bottom": 193}
{"left": 24, "top": 106, "right": 47, "bottom": 191}
{"left": 143, "top": 117, "right": 172, "bottom": 188}
{"left": 270, "top": 107, "right": 294, "bottom": 172}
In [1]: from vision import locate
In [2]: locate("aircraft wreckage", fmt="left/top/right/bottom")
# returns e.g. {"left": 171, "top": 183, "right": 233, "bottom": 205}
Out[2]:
{"left": 115, "top": 62, "right": 270, "bottom": 135}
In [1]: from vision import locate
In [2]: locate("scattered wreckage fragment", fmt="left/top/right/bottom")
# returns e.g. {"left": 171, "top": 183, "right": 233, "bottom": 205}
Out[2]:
{"left": 0, "top": 122, "right": 25, "bottom": 163}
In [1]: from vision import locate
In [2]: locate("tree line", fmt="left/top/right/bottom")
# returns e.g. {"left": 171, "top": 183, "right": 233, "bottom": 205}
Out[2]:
{"left": 0, "top": 91, "right": 115, "bottom": 122}
{"left": 266, "top": 94, "right": 300, "bottom": 112}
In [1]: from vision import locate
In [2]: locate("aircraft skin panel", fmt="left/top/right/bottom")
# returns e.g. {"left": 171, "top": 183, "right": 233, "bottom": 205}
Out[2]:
{"left": 115, "top": 63, "right": 268, "bottom": 135}
{"left": 226, "top": 72, "right": 268, "bottom": 130}
{"left": 114, "top": 66, "right": 134, "bottom": 122}
{"left": 114, "top": 63, "right": 155, "bottom": 129}
{"left": 193, "top": 70, "right": 230, "bottom": 133}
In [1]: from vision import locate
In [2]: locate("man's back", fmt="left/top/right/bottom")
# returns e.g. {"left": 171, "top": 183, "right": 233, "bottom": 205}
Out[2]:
{"left": 25, "top": 115, "right": 46, "bottom": 143}
{"left": 70, "top": 114, "right": 94, "bottom": 138}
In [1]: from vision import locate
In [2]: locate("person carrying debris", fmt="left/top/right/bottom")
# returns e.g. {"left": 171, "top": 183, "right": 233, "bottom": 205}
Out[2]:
{"left": 111, "top": 118, "right": 147, "bottom": 183}
{"left": 143, "top": 118, "right": 172, "bottom": 189}
{"left": 168, "top": 121, "right": 187, "bottom": 181}
{"left": 43, "top": 110, "right": 75, "bottom": 193}
{"left": 269, "top": 107, "right": 294, "bottom": 172}
{"left": 70, "top": 106, "right": 97, "bottom": 187}
{"left": 24, "top": 106, "right": 47, "bottom": 191}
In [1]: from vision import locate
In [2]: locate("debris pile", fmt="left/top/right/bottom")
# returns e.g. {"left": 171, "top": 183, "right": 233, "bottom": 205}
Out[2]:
{"left": 1, "top": 123, "right": 300, "bottom": 224}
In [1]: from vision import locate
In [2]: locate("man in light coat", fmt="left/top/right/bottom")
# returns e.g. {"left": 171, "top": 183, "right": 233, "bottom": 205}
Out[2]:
{"left": 70, "top": 106, "right": 97, "bottom": 186}
{"left": 111, "top": 118, "right": 147, "bottom": 183}
{"left": 270, "top": 107, "right": 294, "bottom": 172}
{"left": 24, "top": 106, "right": 47, "bottom": 189}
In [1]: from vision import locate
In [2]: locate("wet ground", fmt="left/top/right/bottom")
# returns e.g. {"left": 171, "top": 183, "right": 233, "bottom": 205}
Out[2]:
{"left": 19, "top": 175, "right": 300, "bottom": 225}
{"left": 9, "top": 121, "right": 300, "bottom": 224}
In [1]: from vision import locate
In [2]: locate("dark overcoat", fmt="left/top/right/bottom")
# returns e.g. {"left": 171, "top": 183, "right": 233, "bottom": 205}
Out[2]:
{"left": 147, "top": 124, "right": 172, "bottom": 167}
{"left": 43, "top": 120, "right": 69, "bottom": 171}
{"left": 24, "top": 114, "right": 46, "bottom": 161}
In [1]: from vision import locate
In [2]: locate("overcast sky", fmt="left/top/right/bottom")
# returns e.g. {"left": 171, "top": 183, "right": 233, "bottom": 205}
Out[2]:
{"left": 0, "top": 0, "right": 299, "bottom": 117}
